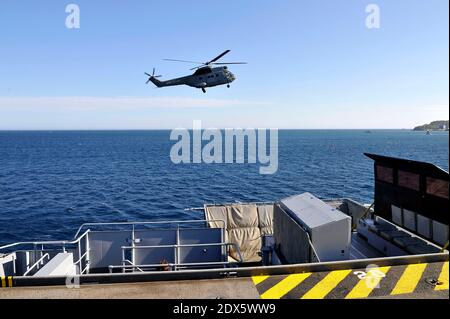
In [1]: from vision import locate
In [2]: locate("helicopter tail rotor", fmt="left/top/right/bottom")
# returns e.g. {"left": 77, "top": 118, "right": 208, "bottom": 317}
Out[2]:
{"left": 145, "top": 68, "right": 162, "bottom": 84}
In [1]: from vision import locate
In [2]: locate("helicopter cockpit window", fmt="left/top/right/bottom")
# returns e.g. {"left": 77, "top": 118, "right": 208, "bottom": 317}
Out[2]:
{"left": 193, "top": 68, "right": 212, "bottom": 76}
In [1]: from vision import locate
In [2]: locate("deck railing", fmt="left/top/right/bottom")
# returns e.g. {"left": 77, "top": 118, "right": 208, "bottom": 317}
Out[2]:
{"left": 22, "top": 253, "right": 50, "bottom": 276}
{"left": 1, "top": 219, "right": 231, "bottom": 276}
{"left": 0, "top": 229, "right": 91, "bottom": 276}
{"left": 108, "top": 242, "right": 243, "bottom": 273}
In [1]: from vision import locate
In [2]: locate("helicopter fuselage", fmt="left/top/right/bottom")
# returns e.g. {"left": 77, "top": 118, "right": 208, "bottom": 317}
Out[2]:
{"left": 149, "top": 66, "right": 235, "bottom": 90}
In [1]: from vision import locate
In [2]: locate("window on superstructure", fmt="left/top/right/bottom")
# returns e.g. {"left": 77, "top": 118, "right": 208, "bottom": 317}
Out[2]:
{"left": 398, "top": 170, "right": 420, "bottom": 191}
{"left": 376, "top": 165, "right": 393, "bottom": 183}
{"left": 426, "top": 177, "right": 449, "bottom": 199}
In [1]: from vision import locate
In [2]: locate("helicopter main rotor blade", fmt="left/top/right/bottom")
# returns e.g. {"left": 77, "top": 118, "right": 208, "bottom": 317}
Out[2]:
{"left": 211, "top": 62, "right": 247, "bottom": 65}
{"left": 163, "top": 59, "right": 203, "bottom": 64}
{"left": 206, "top": 50, "right": 231, "bottom": 64}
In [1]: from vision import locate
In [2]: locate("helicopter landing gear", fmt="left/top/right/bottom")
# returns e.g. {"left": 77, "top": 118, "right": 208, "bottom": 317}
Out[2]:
{"left": 227, "top": 84, "right": 230, "bottom": 88}
{"left": 202, "top": 88, "right": 206, "bottom": 93}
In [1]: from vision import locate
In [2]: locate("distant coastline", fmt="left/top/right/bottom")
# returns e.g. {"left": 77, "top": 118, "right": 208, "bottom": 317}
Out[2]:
{"left": 413, "top": 120, "right": 449, "bottom": 131}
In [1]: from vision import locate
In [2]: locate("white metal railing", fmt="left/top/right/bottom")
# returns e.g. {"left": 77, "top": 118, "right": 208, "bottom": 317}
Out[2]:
{"left": 73, "top": 219, "right": 226, "bottom": 239}
{"left": 74, "top": 249, "right": 90, "bottom": 274}
{"left": 22, "top": 253, "right": 50, "bottom": 276}
{"left": 122, "top": 258, "right": 144, "bottom": 272}
{"left": 110, "top": 242, "right": 243, "bottom": 273}
{"left": 0, "top": 229, "right": 91, "bottom": 252}
{"left": 1, "top": 219, "right": 228, "bottom": 276}
{"left": 0, "top": 229, "right": 91, "bottom": 276}
{"left": 185, "top": 201, "right": 275, "bottom": 212}
{"left": 74, "top": 219, "right": 228, "bottom": 273}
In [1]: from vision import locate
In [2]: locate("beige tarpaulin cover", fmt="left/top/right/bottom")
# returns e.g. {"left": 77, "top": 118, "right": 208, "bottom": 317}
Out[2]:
{"left": 205, "top": 204, "right": 274, "bottom": 262}
{"left": 257, "top": 204, "right": 274, "bottom": 236}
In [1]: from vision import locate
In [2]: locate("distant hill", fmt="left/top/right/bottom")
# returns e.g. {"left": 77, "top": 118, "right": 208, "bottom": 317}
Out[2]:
{"left": 413, "top": 120, "right": 449, "bottom": 131}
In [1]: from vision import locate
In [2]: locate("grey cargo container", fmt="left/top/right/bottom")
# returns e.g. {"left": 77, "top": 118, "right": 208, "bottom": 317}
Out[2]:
{"left": 278, "top": 193, "right": 351, "bottom": 262}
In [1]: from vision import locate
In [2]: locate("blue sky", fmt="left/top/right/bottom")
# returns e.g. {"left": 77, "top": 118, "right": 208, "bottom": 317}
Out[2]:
{"left": 0, "top": 0, "right": 448, "bottom": 129}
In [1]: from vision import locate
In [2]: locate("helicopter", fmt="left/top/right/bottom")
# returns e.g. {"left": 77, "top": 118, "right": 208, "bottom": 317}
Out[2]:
{"left": 145, "top": 50, "right": 246, "bottom": 93}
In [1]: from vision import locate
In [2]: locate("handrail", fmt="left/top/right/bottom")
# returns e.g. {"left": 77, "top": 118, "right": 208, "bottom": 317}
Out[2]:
{"left": 0, "top": 241, "right": 70, "bottom": 251}
{"left": 122, "top": 259, "right": 144, "bottom": 273}
{"left": 23, "top": 253, "right": 50, "bottom": 276}
{"left": 74, "top": 249, "right": 90, "bottom": 274}
{"left": 112, "top": 242, "right": 243, "bottom": 273}
{"left": 186, "top": 202, "right": 275, "bottom": 211}
{"left": 74, "top": 250, "right": 89, "bottom": 265}
{"left": 1, "top": 218, "right": 226, "bottom": 252}
{"left": 0, "top": 229, "right": 91, "bottom": 276}
{"left": 73, "top": 219, "right": 226, "bottom": 239}
{"left": 304, "top": 231, "right": 321, "bottom": 263}
{"left": 203, "top": 201, "right": 274, "bottom": 208}
{"left": 123, "top": 242, "right": 233, "bottom": 249}
{"left": 109, "top": 260, "right": 237, "bottom": 273}
{"left": 0, "top": 229, "right": 91, "bottom": 252}
{"left": 121, "top": 242, "right": 244, "bottom": 264}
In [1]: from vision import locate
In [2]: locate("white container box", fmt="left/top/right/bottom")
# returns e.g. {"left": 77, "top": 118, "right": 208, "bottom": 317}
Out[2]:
{"left": 280, "top": 193, "right": 352, "bottom": 261}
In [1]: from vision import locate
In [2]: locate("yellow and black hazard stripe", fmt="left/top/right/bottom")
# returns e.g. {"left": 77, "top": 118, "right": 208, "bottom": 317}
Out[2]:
{"left": 0, "top": 276, "right": 13, "bottom": 288}
{"left": 252, "top": 261, "right": 448, "bottom": 299}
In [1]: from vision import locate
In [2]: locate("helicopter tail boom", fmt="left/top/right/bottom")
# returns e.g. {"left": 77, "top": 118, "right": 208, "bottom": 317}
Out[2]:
{"left": 149, "top": 76, "right": 165, "bottom": 87}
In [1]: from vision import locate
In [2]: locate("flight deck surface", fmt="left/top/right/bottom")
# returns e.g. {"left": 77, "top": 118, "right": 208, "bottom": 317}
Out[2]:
{"left": 1, "top": 261, "right": 447, "bottom": 299}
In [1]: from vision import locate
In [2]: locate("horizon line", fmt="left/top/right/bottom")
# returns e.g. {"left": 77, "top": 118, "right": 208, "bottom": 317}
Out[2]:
{"left": 0, "top": 128, "right": 447, "bottom": 132}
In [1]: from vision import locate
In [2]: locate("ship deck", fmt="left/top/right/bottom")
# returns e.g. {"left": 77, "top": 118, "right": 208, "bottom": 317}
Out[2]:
{"left": 1, "top": 261, "right": 447, "bottom": 299}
